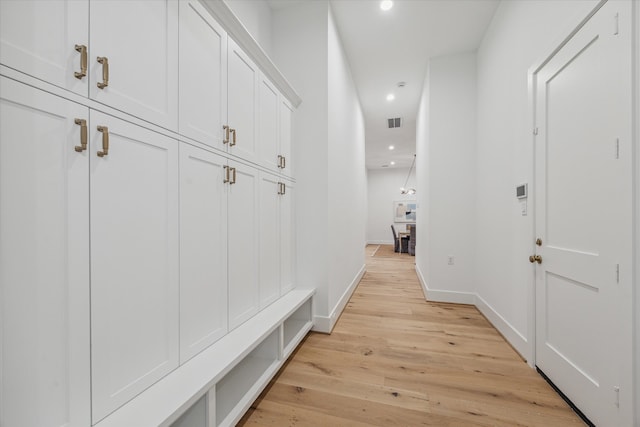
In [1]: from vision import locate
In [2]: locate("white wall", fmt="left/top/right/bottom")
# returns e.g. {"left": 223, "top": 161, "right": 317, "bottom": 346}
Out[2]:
{"left": 272, "top": 1, "right": 366, "bottom": 332}
{"left": 415, "top": 53, "right": 477, "bottom": 304}
{"left": 475, "top": 0, "right": 599, "bottom": 357}
{"left": 224, "top": 0, "right": 273, "bottom": 55}
{"left": 634, "top": 0, "right": 640, "bottom": 419}
{"left": 367, "top": 167, "right": 415, "bottom": 244}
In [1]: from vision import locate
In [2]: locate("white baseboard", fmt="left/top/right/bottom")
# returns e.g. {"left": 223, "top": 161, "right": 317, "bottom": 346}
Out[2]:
{"left": 366, "top": 240, "right": 393, "bottom": 245}
{"left": 312, "top": 264, "right": 366, "bottom": 334}
{"left": 415, "top": 264, "right": 476, "bottom": 305}
{"left": 475, "top": 294, "right": 528, "bottom": 360}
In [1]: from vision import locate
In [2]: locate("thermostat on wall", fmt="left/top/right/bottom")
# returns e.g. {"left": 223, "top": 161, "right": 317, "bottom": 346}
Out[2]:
{"left": 516, "top": 183, "right": 528, "bottom": 199}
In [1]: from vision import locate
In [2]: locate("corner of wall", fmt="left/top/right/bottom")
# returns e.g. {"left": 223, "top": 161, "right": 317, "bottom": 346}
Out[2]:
{"left": 312, "top": 264, "right": 365, "bottom": 333}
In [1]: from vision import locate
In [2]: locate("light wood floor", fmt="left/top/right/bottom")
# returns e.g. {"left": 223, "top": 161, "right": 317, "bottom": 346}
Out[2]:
{"left": 238, "top": 244, "right": 584, "bottom": 426}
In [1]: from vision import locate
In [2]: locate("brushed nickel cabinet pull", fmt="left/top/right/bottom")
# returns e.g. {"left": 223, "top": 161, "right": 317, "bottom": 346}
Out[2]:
{"left": 97, "top": 56, "right": 109, "bottom": 89}
{"left": 277, "top": 182, "right": 282, "bottom": 195}
{"left": 282, "top": 156, "right": 286, "bottom": 169}
{"left": 223, "top": 125, "right": 230, "bottom": 144}
{"left": 223, "top": 165, "right": 230, "bottom": 183}
{"left": 281, "top": 182, "right": 286, "bottom": 195}
{"left": 74, "top": 118, "right": 88, "bottom": 152}
{"left": 230, "top": 167, "right": 237, "bottom": 184}
{"left": 74, "top": 44, "right": 87, "bottom": 79}
{"left": 277, "top": 155, "right": 282, "bottom": 168}
{"left": 230, "top": 128, "right": 236, "bottom": 146}
{"left": 97, "top": 126, "right": 109, "bottom": 157}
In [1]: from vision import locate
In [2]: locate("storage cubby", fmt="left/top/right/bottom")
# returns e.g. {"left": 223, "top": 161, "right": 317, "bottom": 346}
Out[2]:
{"left": 215, "top": 329, "right": 280, "bottom": 426}
{"left": 283, "top": 297, "right": 313, "bottom": 358}
{"left": 170, "top": 395, "right": 207, "bottom": 427}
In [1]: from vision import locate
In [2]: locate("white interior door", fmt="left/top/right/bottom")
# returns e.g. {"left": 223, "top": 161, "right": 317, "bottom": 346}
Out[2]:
{"left": 179, "top": 143, "right": 228, "bottom": 363}
{"left": 178, "top": 0, "right": 227, "bottom": 149}
{"left": 90, "top": 111, "right": 179, "bottom": 423}
{"left": 0, "top": 0, "right": 88, "bottom": 96}
{"left": 0, "top": 77, "right": 90, "bottom": 427}
{"left": 533, "top": 2, "right": 633, "bottom": 425}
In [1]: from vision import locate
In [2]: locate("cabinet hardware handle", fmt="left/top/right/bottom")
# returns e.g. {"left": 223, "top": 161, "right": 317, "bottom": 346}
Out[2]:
{"left": 281, "top": 182, "right": 286, "bottom": 195}
{"left": 230, "top": 128, "right": 236, "bottom": 146}
{"left": 277, "top": 182, "right": 283, "bottom": 195}
{"left": 277, "top": 155, "right": 282, "bottom": 168}
{"left": 282, "top": 156, "right": 286, "bottom": 169}
{"left": 230, "top": 167, "right": 237, "bottom": 184}
{"left": 97, "top": 56, "right": 109, "bottom": 89}
{"left": 223, "top": 125, "right": 230, "bottom": 144}
{"left": 74, "top": 44, "right": 87, "bottom": 79}
{"left": 97, "top": 126, "right": 109, "bottom": 157}
{"left": 74, "top": 118, "right": 88, "bottom": 152}
{"left": 223, "top": 165, "right": 230, "bottom": 183}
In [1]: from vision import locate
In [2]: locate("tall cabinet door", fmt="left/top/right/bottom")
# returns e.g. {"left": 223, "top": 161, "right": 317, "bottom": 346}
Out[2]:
{"left": 89, "top": 0, "right": 178, "bottom": 130}
{"left": 179, "top": 0, "right": 227, "bottom": 149}
{"left": 280, "top": 181, "right": 295, "bottom": 294}
{"left": 259, "top": 173, "right": 281, "bottom": 308}
{"left": 279, "top": 98, "right": 294, "bottom": 178}
{"left": 228, "top": 161, "right": 260, "bottom": 329}
{"left": 258, "top": 76, "right": 280, "bottom": 172}
{"left": 0, "top": 0, "right": 88, "bottom": 96}
{"left": 0, "top": 77, "right": 90, "bottom": 427}
{"left": 179, "top": 144, "right": 228, "bottom": 363}
{"left": 227, "top": 38, "right": 258, "bottom": 163}
{"left": 90, "top": 111, "right": 179, "bottom": 423}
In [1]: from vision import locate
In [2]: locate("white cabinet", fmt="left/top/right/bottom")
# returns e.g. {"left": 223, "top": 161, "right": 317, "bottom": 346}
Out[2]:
{"left": 179, "top": 144, "right": 229, "bottom": 363}
{"left": 279, "top": 98, "right": 294, "bottom": 178}
{"left": 90, "top": 111, "right": 180, "bottom": 423}
{"left": 259, "top": 174, "right": 295, "bottom": 307}
{"left": 227, "top": 160, "right": 260, "bottom": 329}
{"left": 90, "top": 0, "right": 179, "bottom": 130}
{"left": 258, "top": 77, "right": 294, "bottom": 177}
{"left": 179, "top": 0, "right": 227, "bottom": 149}
{"left": 0, "top": 77, "right": 90, "bottom": 427}
{"left": 227, "top": 38, "right": 259, "bottom": 163}
{"left": 0, "top": 0, "right": 89, "bottom": 96}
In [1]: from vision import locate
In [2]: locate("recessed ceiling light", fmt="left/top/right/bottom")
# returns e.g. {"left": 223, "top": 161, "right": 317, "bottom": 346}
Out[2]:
{"left": 380, "top": 0, "right": 393, "bottom": 11}
{"left": 386, "top": 93, "right": 395, "bottom": 101}
{"left": 388, "top": 145, "right": 394, "bottom": 150}
{"left": 390, "top": 161, "right": 396, "bottom": 165}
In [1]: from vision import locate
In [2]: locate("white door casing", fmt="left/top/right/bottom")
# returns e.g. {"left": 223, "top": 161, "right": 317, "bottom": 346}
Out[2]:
{"left": 533, "top": 1, "right": 633, "bottom": 425}
{"left": 0, "top": 77, "right": 91, "bottom": 427}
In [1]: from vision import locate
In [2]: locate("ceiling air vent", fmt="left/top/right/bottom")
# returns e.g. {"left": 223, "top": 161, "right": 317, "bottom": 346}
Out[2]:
{"left": 387, "top": 117, "right": 402, "bottom": 129}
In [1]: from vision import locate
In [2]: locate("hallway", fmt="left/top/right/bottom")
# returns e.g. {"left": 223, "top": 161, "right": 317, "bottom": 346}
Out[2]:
{"left": 239, "top": 245, "right": 584, "bottom": 426}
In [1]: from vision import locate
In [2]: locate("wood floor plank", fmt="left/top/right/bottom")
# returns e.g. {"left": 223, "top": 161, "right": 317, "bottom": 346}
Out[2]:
{"left": 238, "top": 245, "right": 584, "bottom": 426}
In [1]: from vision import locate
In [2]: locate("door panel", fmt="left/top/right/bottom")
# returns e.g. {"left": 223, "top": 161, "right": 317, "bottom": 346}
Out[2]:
{"left": 0, "top": 77, "right": 90, "bottom": 427}
{"left": 280, "top": 181, "right": 295, "bottom": 294}
{"left": 534, "top": 2, "right": 633, "bottom": 424}
{"left": 259, "top": 173, "right": 281, "bottom": 308}
{"left": 227, "top": 38, "right": 258, "bottom": 163}
{"left": 178, "top": 0, "right": 227, "bottom": 149}
{"left": 179, "top": 144, "right": 228, "bottom": 363}
{"left": 259, "top": 76, "right": 279, "bottom": 172}
{"left": 0, "top": 0, "right": 88, "bottom": 96}
{"left": 90, "top": 0, "right": 178, "bottom": 130}
{"left": 227, "top": 161, "right": 260, "bottom": 329}
{"left": 90, "top": 111, "right": 179, "bottom": 422}
{"left": 279, "top": 98, "right": 293, "bottom": 178}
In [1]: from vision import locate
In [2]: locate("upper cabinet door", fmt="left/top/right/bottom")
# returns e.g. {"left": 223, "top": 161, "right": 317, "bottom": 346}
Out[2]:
{"left": 258, "top": 76, "right": 280, "bottom": 172}
{"left": 227, "top": 38, "right": 258, "bottom": 163}
{"left": 179, "top": 0, "right": 227, "bottom": 149}
{"left": 90, "top": 111, "right": 179, "bottom": 423}
{"left": 89, "top": 0, "right": 178, "bottom": 131}
{"left": 0, "top": 0, "right": 88, "bottom": 96}
{"left": 279, "top": 98, "right": 294, "bottom": 178}
{"left": 0, "top": 77, "right": 90, "bottom": 427}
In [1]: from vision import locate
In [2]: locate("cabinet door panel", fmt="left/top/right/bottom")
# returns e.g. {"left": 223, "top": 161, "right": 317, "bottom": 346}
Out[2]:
{"left": 228, "top": 161, "right": 259, "bottom": 329}
{"left": 280, "top": 182, "right": 295, "bottom": 294}
{"left": 90, "top": 0, "right": 178, "bottom": 130}
{"left": 279, "top": 98, "right": 293, "bottom": 178}
{"left": 259, "top": 173, "right": 280, "bottom": 308}
{"left": 179, "top": 0, "right": 227, "bottom": 149}
{"left": 258, "top": 77, "right": 279, "bottom": 172}
{"left": 179, "top": 144, "right": 228, "bottom": 363}
{"left": 90, "top": 111, "right": 179, "bottom": 422}
{"left": 227, "top": 38, "right": 258, "bottom": 163}
{"left": 0, "top": 0, "right": 88, "bottom": 96}
{"left": 0, "top": 77, "right": 90, "bottom": 427}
